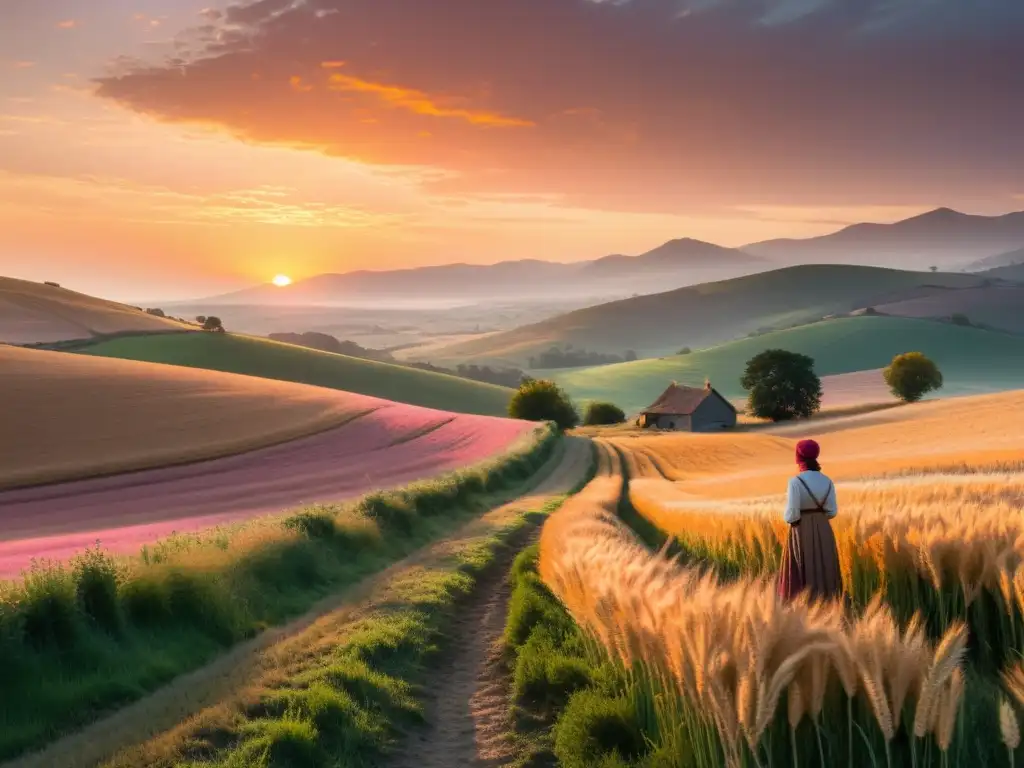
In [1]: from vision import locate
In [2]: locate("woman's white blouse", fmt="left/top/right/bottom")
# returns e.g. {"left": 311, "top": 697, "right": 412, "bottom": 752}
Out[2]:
{"left": 784, "top": 471, "right": 838, "bottom": 524}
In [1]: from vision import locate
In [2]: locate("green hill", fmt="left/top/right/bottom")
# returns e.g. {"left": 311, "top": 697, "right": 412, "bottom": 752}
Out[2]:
{"left": 545, "top": 316, "right": 1024, "bottom": 415}
{"left": 429, "top": 265, "right": 994, "bottom": 366}
{"left": 80, "top": 333, "right": 515, "bottom": 417}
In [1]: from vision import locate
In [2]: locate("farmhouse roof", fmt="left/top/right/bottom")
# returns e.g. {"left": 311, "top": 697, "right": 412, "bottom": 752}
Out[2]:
{"left": 641, "top": 380, "right": 737, "bottom": 416}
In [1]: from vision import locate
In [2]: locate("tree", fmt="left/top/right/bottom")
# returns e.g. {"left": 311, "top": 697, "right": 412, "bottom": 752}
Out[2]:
{"left": 740, "top": 349, "right": 822, "bottom": 422}
{"left": 508, "top": 379, "right": 579, "bottom": 431}
{"left": 929, "top": 266, "right": 938, "bottom": 273}
{"left": 145, "top": 307, "right": 165, "bottom": 317}
{"left": 950, "top": 313, "right": 971, "bottom": 327}
{"left": 202, "top": 316, "right": 225, "bottom": 333}
{"left": 883, "top": 352, "right": 943, "bottom": 403}
{"left": 196, "top": 315, "right": 207, "bottom": 324}
{"left": 583, "top": 401, "right": 626, "bottom": 426}
{"left": 677, "top": 346, "right": 692, "bottom": 355}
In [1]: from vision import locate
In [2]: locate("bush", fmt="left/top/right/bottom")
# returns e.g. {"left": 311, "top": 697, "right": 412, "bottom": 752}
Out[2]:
{"left": 740, "top": 349, "right": 822, "bottom": 422}
{"left": 43, "top": 281, "right": 61, "bottom": 288}
{"left": 883, "top": 352, "right": 943, "bottom": 403}
{"left": 553, "top": 690, "right": 645, "bottom": 768}
{"left": 950, "top": 313, "right": 971, "bottom": 326}
{"left": 509, "top": 379, "right": 579, "bottom": 431}
{"left": 677, "top": 346, "right": 692, "bottom": 355}
{"left": 583, "top": 402, "right": 626, "bottom": 426}
{"left": 202, "top": 316, "right": 225, "bottom": 332}
{"left": 71, "top": 547, "right": 123, "bottom": 633}
{"left": 145, "top": 307, "right": 165, "bottom": 317}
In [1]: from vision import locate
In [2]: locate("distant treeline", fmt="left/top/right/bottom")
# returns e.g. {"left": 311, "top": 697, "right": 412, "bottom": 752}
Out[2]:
{"left": 528, "top": 345, "right": 637, "bottom": 370}
{"left": 268, "top": 332, "right": 528, "bottom": 388}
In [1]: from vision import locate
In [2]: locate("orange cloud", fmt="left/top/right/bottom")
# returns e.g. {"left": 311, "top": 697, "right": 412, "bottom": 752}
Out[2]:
{"left": 320, "top": 61, "right": 346, "bottom": 69}
{"left": 12, "top": 61, "right": 35, "bottom": 69}
{"left": 289, "top": 75, "right": 313, "bottom": 93}
{"left": 326, "top": 73, "right": 534, "bottom": 128}
{"left": 56, "top": 19, "right": 78, "bottom": 29}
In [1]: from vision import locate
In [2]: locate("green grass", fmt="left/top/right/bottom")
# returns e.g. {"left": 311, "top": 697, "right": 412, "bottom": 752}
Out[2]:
{"left": 0, "top": 425, "right": 558, "bottom": 761}
{"left": 78, "top": 332, "right": 514, "bottom": 417}
{"left": 432, "top": 264, "right": 992, "bottom": 365}
{"left": 544, "top": 315, "right": 1024, "bottom": 414}
{"left": 103, "top": 498, "right": 570, "bottom": 767}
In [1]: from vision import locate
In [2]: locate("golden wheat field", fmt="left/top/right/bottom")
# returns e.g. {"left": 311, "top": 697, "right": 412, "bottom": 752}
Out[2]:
{"left": 536, "top": 391, "right": 1024, "bottom": 767}
{"left": 0, "top": 345, "right": 374, "bottom": 489}
{"left": 0, "top": 276, "right": 188, "bottom": 345}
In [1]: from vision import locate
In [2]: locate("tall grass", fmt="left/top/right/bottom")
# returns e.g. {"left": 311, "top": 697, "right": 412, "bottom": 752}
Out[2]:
{"left": 537, "top": 477, "right": 1018, "bottom": 768}
{"left": 629, "top": 473, "right": 1024, "bottom": 669}
{"left": 0, "top": 424, "right": 558, "bottom": 760}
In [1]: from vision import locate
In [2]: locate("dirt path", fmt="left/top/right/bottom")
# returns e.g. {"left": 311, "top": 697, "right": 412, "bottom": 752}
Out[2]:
{"left": 387, "top": 437, "right": 593, "bottom": 768}
{"left": 2, "top": 436, "right": 589, "bottom": 768}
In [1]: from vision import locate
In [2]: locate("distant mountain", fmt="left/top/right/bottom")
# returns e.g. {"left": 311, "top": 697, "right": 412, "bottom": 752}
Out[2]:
{"left": 190, "top": 239, "right": 768, "bottom": 306}
{"left": 966, "top": 246, "right": 1024, "bottom": 272}
{"left": 744, "top": 208, "right": 1024, "bottom": 269}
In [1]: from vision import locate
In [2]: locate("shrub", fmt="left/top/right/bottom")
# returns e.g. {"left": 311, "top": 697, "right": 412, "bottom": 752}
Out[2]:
{"left": 553, "top": 690, "right": 645, "bottom": 768}
{"left": 740, "top": 348, "right": 822, "bottom": 422}
{"left": 883, "top": 351, "right": 943, "bottom": 402}
{"left": 950, "top": 312, "right": 971, "bottom": 326}
{"left": 677, "top": 346, "right": 692, "bottom": 355}
{"left": 43, "top": 281, "right": 60, "bottom": 288}
{"left": 863, "top": 306, "right": 878, "bottom": 316}
{"left": 583, "top": 402, "right": 626, "bottom": 426}
{"left": 283, "top": 507, "right": 338, "bottom": 540}
{"left": 145, "top": 307, "right": 165, "bottom": 317}
{"left": 509, "top": 379, "right": 579, "bottom": 431}
{"left": 202, "top": 316, "right": 225, "bottom": 332}
{"left": 71, "top": 546, "right": 123, "bottom": 632}
{"left": 17, "top": 563, "right": 78, "bottom": 649}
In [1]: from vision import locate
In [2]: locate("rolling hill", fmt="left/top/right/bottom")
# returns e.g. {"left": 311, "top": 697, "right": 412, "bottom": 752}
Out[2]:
{"left": 981, "top": 262, "right": 1024, "bottom": 282}
{"left": 968, "top": 246, "right": 1024, "bottom": 271}
{"left": 79, "top": 332, "right": 515, "bottom": 416}
{"left": 429, "top": 264, "right": 996, "bottom": 366}
{"left": 545, "top": 315, "right": 1024, "bottom": 415}
{"left": 744, "top": 207, "right": 1024, "bottom": 270}
{"left": 0, "top": 344, "right": 372, "bottom": 490}
{"left": 194, "top": 238, "right": 768, "bottom": 306}
{"left": 0, "top": 276, "right": 188, "bottom": 345}
{"left": 868, "top": 284, "right": 1024, "bottom": 333}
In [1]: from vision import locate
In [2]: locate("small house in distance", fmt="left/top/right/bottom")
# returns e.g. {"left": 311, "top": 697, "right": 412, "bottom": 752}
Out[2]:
{"left": 638, "top": 380, "right": 737, "bottom": 432}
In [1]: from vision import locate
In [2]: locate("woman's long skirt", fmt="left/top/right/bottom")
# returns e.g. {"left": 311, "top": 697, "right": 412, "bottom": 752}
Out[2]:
{"left": 777, "top": 511, "right": 842, "bottom": 601}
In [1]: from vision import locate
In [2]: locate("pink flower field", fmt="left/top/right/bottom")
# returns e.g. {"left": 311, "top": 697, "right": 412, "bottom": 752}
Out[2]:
{"left": 0, "top": 401, "right": 534, "bottom": 579}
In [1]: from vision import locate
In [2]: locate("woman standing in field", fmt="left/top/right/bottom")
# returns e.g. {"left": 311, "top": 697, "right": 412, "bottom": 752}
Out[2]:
{"left": 777, "top": 439, "right": 843, "bottom": 602}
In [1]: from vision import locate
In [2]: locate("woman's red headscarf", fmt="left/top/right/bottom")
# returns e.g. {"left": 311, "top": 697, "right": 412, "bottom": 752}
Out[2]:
{"left": 795, "top": 439, "right": 821, "bottom": 471}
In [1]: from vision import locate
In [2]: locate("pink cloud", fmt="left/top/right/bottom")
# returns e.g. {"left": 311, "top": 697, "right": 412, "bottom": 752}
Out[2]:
{"left": 91, "top": 0, "right": 1024, "bottom": 213}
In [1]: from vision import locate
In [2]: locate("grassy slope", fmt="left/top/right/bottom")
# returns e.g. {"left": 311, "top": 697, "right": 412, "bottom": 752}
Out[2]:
{"left": 0, "top": 426, "right": 558, "bottom": 761}
{"left": 0, "top": 276, "right": 187, "bottom": 345}
{"left": 79, "top": 332, "right": 514, "bottom": 417}
{"left": 430, "top": 265, "right": 989, "bottom": 365}
{"left": 0, "top": 345, "right": 375, "bottom": 490}
{"left": 546, "top": 315, "right": 1024, "bottom": 414}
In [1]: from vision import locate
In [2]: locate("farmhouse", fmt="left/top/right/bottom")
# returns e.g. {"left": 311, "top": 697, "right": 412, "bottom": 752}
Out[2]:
{"left": 638, "top": 380, "right": 737, "bottom": 432}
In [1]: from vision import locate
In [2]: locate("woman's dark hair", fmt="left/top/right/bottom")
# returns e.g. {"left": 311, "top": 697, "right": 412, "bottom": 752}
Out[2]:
{"left": 801, "top": 459, "right": 822, "bottom": 472}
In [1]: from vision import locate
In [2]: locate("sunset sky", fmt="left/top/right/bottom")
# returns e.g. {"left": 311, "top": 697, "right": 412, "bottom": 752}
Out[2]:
{"left": 2, "top": 0, "right": 1023, "bottom": 300}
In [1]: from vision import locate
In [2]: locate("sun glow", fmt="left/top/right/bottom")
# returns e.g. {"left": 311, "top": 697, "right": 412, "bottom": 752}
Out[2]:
{"left": 272, "top": 274, "right": 292, "bottom": 287}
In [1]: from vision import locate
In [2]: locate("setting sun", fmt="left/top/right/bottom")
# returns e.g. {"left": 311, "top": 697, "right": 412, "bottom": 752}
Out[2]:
{"left": 271, "top": 274, "right": 292, "bottom": 287}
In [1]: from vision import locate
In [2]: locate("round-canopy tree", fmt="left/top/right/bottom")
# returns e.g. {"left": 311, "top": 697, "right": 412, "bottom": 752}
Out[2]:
{"left": 740, "top": 349, "right": 822, "bottom": 422}
{"left": 883, "top": 352, "right": 943, "bottom": 403}
{"left": 583, "top": 401, "right": 626, "bottom": 426}
{"left": 509, "top": 379, "right": 579, "bottom": 431}
{"left": 202, "top": 316, "right": 225, "bottom": 333}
